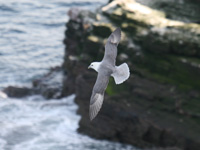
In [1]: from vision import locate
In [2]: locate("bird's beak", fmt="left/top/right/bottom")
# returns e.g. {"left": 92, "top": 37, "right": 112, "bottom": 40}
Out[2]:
{"left": 88, "top": 65, "right": 91, "bottom": 69}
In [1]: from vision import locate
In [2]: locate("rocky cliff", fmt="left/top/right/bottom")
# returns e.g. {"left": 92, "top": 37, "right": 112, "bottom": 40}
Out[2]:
{"left": 62, "top": 0, "right": 200, "bottom": 150}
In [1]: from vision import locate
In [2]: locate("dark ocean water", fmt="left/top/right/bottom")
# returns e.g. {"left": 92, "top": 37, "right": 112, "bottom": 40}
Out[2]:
{"left": 0, "top": 1, "right": 136, "bottom": 150}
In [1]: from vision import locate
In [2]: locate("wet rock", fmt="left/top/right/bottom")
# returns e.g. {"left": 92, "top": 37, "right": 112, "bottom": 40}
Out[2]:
{"left": 3, "top": 86, "right": 33, "bottom": 98}
{"left": 33, "top": 66, "right": 63, "bottom": 99}
{"left": 3, "top": 66, "right": 63, "bottom": 99}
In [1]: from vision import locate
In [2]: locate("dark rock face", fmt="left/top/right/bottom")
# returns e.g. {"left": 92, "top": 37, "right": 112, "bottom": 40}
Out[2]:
{"left": 3, "top": 86, "right": 33, "bottom": 98}
{"left": 62, "top": 0, "right": 200, "bottom": 150}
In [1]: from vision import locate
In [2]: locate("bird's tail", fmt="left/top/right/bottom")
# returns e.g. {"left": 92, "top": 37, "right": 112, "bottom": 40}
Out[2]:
{"left": 111, "top": 63, "right": 130, "bottom": 84}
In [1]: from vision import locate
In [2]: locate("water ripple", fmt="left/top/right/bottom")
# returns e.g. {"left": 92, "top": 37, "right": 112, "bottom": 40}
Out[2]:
{"left": 0, "top": 4, "right": 17, "bottom": 12}
{"left": 0, "top": 0, "right": 107, "bottom": 88}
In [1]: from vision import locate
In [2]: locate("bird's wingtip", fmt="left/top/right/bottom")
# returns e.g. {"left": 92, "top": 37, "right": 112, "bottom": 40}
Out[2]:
{"left": 115, "top": 27, "right": 121, "bottom": 31}
{"left": 110, "top": 27, "right": 121, "bottom": 44}
{"left": 113, "top": 27, "right": 121, "bottom": 35}
{"left": 89, "top": 93, "right": 104, "bottom": 121}
{"left": 90, "top": 115, "right": 94, "bottom": 121}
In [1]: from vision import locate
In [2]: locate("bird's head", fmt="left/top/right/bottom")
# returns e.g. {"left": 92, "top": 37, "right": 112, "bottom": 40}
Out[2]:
{"left": 88, "top": 62, "right": 100, "bottom": 72}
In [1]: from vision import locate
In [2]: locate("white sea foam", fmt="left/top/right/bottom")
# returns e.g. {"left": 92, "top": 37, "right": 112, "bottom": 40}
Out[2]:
{"left": 0, "top": 91, "right": 7, "bottom": 99}
{"left": 0, "top": 95, "right": 135, "bottom": 150}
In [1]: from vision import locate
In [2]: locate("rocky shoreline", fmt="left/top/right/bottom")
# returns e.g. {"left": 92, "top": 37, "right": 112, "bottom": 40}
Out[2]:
{"left": 3, "top": 66, "right": 63, "bottom": 99}
{"left": 3, "top": 0, "right": 200, "bottom": 150}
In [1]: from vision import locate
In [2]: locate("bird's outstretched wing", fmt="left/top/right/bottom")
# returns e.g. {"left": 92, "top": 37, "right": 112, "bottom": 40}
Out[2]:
{"left": 103, "top": 27, "right": 121, "bottom": 66}
{"left": 89, "top": 72, "right": 109, "bottom": 121}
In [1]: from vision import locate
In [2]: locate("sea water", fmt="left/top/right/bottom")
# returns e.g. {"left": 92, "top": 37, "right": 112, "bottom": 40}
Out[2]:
{"left": 0, "top": 0, "right": 136, "bottom": 149}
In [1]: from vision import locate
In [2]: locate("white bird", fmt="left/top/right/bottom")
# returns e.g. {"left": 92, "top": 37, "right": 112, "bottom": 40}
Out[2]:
{"left": 88, "top": 27, "right": 130, "bottom": 121}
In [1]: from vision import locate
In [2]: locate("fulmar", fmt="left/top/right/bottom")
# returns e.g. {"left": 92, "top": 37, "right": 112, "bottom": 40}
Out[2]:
{"left": 88, "top": 27, "right": 130, "bottom": 121}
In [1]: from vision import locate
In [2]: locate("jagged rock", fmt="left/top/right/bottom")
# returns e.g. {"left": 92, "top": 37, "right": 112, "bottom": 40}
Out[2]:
{"left": 62, "top": 0, "right": 200, "bottom": 149}
{"left": 102, "top": 0, "right": 200, "bottom": 56}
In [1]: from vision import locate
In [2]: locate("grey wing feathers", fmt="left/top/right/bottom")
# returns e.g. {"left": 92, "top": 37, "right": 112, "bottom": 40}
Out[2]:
{"left": 89, "top": 93, "right": 104, "bottom": 121}
{"left": 103, "top": 27, "right": 121, "bottom": 66}
{"left": 89, "top": 72, "right": 109, "bottom": 121}
{"left": 108, "top": 27, "right": 121, "bottom": 45}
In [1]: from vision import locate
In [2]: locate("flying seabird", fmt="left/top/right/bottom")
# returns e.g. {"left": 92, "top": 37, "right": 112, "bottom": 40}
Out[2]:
{"left": 88, "top": 27, "right": 130, "bottom": 121}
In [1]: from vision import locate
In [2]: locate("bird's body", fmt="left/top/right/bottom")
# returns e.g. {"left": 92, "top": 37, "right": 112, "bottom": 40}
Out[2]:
{"left": 88, "top": 28, "right": 130, "bottom": 120}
